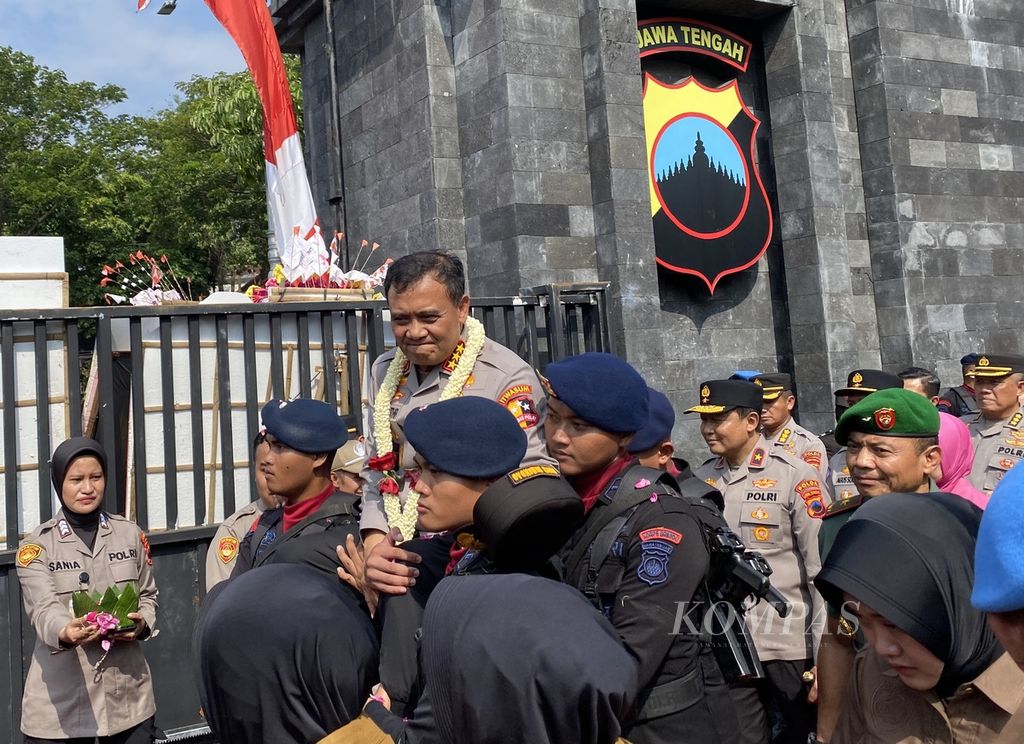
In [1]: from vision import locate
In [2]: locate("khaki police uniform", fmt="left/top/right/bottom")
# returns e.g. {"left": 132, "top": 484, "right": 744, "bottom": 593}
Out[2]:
{"left": 764, "top": 417, "right": 828, "bottom": 481}
{"left": 360, "top": 334, "right": 555, "bottom": 535}
{"left": 964, "top": 409, "right": 1024, "bottom": 495}
{"left": 695, "top": 437, "right": 825, "bottom": 662}
{"left": 17, "top": 510, "right": 158, "bottom": 739}
{"left": 826, "top": 448, "right": 857, "bottom": 505}
{"left": 205, "top": 500, "right": 266, "bottom": 590}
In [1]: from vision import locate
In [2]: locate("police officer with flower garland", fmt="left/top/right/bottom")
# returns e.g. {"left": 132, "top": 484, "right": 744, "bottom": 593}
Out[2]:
{"left": 754, "top": 373, "right": 829, "bottom": 481}
{"left": 230, "top": 398, "right": 361, "bottom": 581}
{"left": 690, "top": 380, "right": 824, "bottom": 744}
{"left": 962, "top": 354, "right": 1024, "bottom": 494}
{"left": 546, "top": 353, "right": 740, "bottom": 744}
{"left": 825, "top": 369, "right": 902, "bottom": 505}
{"left": 353, "top": 251, "right": 554, "bottom": 602}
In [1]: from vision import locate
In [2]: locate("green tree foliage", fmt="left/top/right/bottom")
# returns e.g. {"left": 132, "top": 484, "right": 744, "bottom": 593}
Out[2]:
{"left": 0, "top": 46, "right": 303, "bottom": 307}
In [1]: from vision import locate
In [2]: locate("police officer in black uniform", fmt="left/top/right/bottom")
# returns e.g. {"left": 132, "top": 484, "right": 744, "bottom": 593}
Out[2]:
{"left": 231, "top": 397, "right": 361, "bottom": 580}
{"left": 543, "top": 352, "right": 741, "bottom": 744}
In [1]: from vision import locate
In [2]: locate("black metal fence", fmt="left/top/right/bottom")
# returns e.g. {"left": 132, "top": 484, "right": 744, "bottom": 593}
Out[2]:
{"left": 0, "top": 283, "right": 610, "bottom": 740}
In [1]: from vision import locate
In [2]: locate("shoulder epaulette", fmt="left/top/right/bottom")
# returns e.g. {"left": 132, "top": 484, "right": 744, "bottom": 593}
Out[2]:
{"left": 822, "top": 494, "right": 863, "bottom": 519}
{"left": 777, "top": 428, "right": 792, "bottom": 445}
{"left": 1009, "top": 412, "right": 1023, "bottom": 430}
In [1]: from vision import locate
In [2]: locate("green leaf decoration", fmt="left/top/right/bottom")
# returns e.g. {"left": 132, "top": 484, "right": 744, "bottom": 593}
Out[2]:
{"left": 99, "top": 586, "right": 120, "bottom": 614}
{"left": 112, "top": 583, "right": 140, "bottom": 629}
{"left": 71, "top": 590, "right": 101, "bottom": 618}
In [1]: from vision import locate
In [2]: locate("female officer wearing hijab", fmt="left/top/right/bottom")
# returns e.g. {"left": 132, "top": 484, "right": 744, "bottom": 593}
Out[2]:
{"left": 815, "top": 492, "right": 1024, "bottom": 743}
{"left": 17, "top": 437, "right": 158, "bottom": 743}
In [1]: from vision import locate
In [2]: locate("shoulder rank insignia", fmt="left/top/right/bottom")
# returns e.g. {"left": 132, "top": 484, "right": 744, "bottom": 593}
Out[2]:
{"left": 778, "top": 428, "right": 792, "bottom": 445}
{"left": 749, "top": 448, "right": 766, "bottom": 468}
{"left": 1009, "top": 412, "right": 1023, "bottom": 429}
{"left": 218, "top": 536, "right": 239, "bottom": 564}
{"left": 17, "top": 543, "right": 43, "bottom": 567}
{"left": 507, "top": 464, "right": 559, "bottom": 484}
{"left": 57, "top": 519, "right": 72, "bottom": 538}
{"left": 704, "top": 477, "right": 718, "bottom": 487}
{"left": 823, "top": 494, "right": 863, "bottom": 519}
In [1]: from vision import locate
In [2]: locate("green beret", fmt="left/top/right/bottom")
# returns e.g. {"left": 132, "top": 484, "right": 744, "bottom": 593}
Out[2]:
{"left": 834, "top": 388, "right": 940, "bottom": 446}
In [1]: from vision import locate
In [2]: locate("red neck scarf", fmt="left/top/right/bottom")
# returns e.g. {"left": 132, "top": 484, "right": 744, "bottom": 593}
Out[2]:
{"left": 571, "top": 454, "right": 635, "bottom": 514}
{"left": 283, "top": 484, "right": 333, "bottom": 532}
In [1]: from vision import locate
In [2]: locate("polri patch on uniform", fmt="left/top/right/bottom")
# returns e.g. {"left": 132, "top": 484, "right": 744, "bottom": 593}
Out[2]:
{"left": 637, "top": 541, "right": 673, "bottom": 586}
{"left": 752, "top": 478, "right": 777, "bottom": 488}
{"left": 802, "top": 451, "right": 823, "bottom": 469}
{"left": 57, "top": 519, "right": 72, "bottom": 538}
{"left": 507, "top": 464, "right": 560, "bottom": 484}
{"left": 639, "top": 527, "right": 683, "bottom": 544}
{"left": 752, "top": 526, "right": 771, "bottom": 542}
{"left": 139, "top": 531, "right": 154, "bottom": 566}
{"left": 499, "top": 384, "right": 539, "bottom": 429}
{"left": 751, "top": 508, "right": 769, "bottom": 521}
{"left": 218, "top": 536, "right": 239, "bottom": 564}
{"left": 17, "top": 543, "right": 43, "bottom": 567}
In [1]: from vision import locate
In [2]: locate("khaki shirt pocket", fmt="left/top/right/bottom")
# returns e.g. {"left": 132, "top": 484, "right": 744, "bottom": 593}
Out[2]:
{"left": 740, "top": 502, "right": 783, "bottom": 548}
{"left": 110, "top": 561, "right": 140, "bottom": 585}
{"left": 984, "top": 453, "right": 1021, "bottom": 493}
{"left": 51, "top": 571, "right": 82, "bottom": 597}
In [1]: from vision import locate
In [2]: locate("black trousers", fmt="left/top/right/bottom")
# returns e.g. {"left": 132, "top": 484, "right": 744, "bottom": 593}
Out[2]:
{"left": 24, "top": 716, "right": 155, "bottom": 744}
{"left": 729, "top": 659, "right": 815, "bottom": 744}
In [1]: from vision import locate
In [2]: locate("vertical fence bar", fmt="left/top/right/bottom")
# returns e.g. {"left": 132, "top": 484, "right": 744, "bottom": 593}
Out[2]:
{"left": 95, "top": 314, "right": 119, "bottom": 515}
{"left": 159, "top": 318, "right": 178, "bottom": 529}
{"left": 34, "top": 321, "right": 52, "bottom": 522}
{"left": 344, "top": 312, "right": 362, "bottom": 429}
{"left": 297, "top": 312, "right": 312, "bottom": 398}
{"left": 65, "top": 320, "right": 82, "bottom": 437}
{"left": 320, "top": 312, "right": 338, "bottom": 410}
{"left": 596, "top": 288, "right": 613, "bottom": 353}
{"left": 2, "top": 323, "right": 20, "bottom": 548}
{"left": 581, "top": 303, "right": 597, "bottom": 353}
{"left": 215, "top": 315, "right": 235, "bottom": 518}
{"left": 7, "top": 570, "right": 25, "bottom": 741}
{"left": 129, "top": 318, "right": 148, "bottom": 529}
{"left": 545, "top": 286, "right": 567, "bottom": 361}
{"left": 502, "top": 306, "right": 516, "bottom": 356}
{"left": 187, "top": 316, "right": 206, "bottom": 525}
{"left": 523, "top": 304, "right": 540, "bottom": 368}
{"left": 481, "top": 306, "right": 496, "bottom": 341}
{"left": 242, "top": 314, "right": 259, "bottom": 493}
{"left": 269, "top": 313, "right": 285, "bottom": 399}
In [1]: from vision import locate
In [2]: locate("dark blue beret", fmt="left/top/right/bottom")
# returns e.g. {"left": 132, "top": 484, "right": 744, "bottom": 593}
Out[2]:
{"left": 542, "top": 352, "right": 648, "bottom": 434}
{"left": 404, "top": 397, "right": 528, "bottom": 479}
{"left": 260, "top": 398, "right": 348, "bottom": 453}
{"left": 627, "top": 387, "right": 675, "bottom": 453}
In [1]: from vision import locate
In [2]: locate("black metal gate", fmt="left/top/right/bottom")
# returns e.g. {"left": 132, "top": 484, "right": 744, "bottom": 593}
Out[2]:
{"left": 0, "top": 284, "right": 611, "bottom": 740}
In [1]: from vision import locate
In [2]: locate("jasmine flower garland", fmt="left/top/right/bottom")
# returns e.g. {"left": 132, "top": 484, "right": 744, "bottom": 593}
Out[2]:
{"left": 372, "top": 316, "right": 486, "bottom": 540}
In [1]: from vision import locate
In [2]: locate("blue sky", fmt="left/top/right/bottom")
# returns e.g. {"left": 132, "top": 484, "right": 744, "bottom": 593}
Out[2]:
{"left": 0, "top": 1, "right": 246, "bottom": 116}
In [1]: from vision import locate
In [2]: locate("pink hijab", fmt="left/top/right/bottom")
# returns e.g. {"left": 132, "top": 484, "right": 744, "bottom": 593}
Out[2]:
{"left": 937, "top": 412, "right": 989, "bottom": 509}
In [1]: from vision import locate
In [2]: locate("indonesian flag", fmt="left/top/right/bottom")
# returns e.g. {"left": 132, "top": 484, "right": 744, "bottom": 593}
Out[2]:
{"left": 137, "top": 0, "right": 151, "bottom": 10}
{"left": 203, "top": 0, "right": 319, "bottom": 266}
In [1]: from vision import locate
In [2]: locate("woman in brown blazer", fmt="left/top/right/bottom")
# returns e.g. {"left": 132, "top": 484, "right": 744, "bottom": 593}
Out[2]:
{"left": 17, "top": 437, "right": 158, "bottom": 743}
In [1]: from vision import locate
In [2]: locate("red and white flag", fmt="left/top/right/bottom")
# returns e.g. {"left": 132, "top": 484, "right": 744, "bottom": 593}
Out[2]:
{"left": 203, "top": 0, "right": 319, "bottom": 267}
{"left": 137, "top": 0, "right": 151, "bottom": 10}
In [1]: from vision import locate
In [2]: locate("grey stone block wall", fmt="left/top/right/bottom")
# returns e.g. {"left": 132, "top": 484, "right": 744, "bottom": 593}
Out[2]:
{"left": 848, "top": 0, "right": 1024, "bottom": 388}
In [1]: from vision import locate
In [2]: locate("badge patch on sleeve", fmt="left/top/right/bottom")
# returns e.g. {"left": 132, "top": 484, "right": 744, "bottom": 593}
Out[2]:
{"left": 498, "top": 385, "right": 539, "bottom": 429}
{"left": 218, "top": 536, "right": 239, "bottom": 564}
{"left": 802, "top": 451, "right": 823, "bottom": 469}
{"left": 507, "top": 464, "right": 560, "bottom": 484}
{"left": 639, "top": 527, "right": 683, "bottom": 544}
{"left": 17, "top": 544, "right": 43, "bottom": 567}
{"left": 139, "top": 531, "right": 153, "bottom": 566}
{"left": 637, "top": 541, "right": 673, "bottom": 586}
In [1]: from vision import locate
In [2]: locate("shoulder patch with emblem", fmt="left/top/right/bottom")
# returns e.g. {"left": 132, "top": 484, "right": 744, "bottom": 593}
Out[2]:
{"left": 639, "top": 527, "right": 683, "bottom": 544}
{"left": 637, "top": 541, "right": 673, "bottom": 586}
{"left": 498, "top": 384, "right": 538, "bottom": 429}
{"left": 823, "top": 494, "right": 863, "bottom": 519}
{"left": 139, "top": 531, "right": 153, "bottom": 566}
{"left": 507, "top": 464, "right": 560, "bottom": 484}
{"left": 802, "top": 450, "right": 823, "bottom": 469}
{"left": 17, "top": 543, "right": 43, "bottom": 567}
{"left": 218, "top": 536, "right": 239, "bottom": 564}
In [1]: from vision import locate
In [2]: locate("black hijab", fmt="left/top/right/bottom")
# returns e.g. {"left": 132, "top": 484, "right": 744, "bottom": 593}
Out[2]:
{"left": 816, "top": 492, "right": 1001, "bottom": 697}
{"left": 50, "top": 437, "right": 108, "bottom": 548}
{"left": 419, "top": 574, "right": 637, "bottom": 744}
{"left": 197, "top": 563, "right": 378, "bottom": 743}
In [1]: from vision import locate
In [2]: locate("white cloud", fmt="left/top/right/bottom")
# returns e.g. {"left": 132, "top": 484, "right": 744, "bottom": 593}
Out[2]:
{"left": 0, "top": 0, "right": 247, "bottom": 115}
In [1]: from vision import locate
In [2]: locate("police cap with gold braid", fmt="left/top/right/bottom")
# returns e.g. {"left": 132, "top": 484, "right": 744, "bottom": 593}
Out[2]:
{"left": 685, "top": 379, "right": 763, "bottom": 414}
{"left": 833, "top": 369, "right": 902, "bottom": 397}
{"left": 971, "top": 354, "right": 1024, "bottom": 379}
{"left": 753, "top": 373, "right": 792, "bottom": 402}
{"left": 834, "top": 388, "right": 940, "bottom": 446}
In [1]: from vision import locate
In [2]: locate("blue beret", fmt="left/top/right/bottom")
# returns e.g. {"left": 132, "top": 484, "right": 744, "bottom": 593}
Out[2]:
{"left": 960, "top": 353, "right": 979, "bottom": 366}
{"left": 260, "top": 398, "right": 348, "bottom": 454}
{"left": 404, "top": 397, "right": 527, "bottom": 479}
{"left": 729, "top": 370, "right": 763, "bottom": 381}
{"left": 627, "top": 387, "right": 675, "bottom": 453}
{"left": 972, "top": 463, "right": 1024, "bottom": 612}
{"left": 542, "top": 353, "right": 648, "bottom": 434}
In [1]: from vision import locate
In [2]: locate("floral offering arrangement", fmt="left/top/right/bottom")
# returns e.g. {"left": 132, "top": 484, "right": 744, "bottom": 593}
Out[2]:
{"left": 71, "top": 582, "right": 140, "bottom": 635}
{"left": 246, "top": 227, "right": 392, "bottom": 303}
{"left": 99, "top": 250, "right": 192, "bottom": 306}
